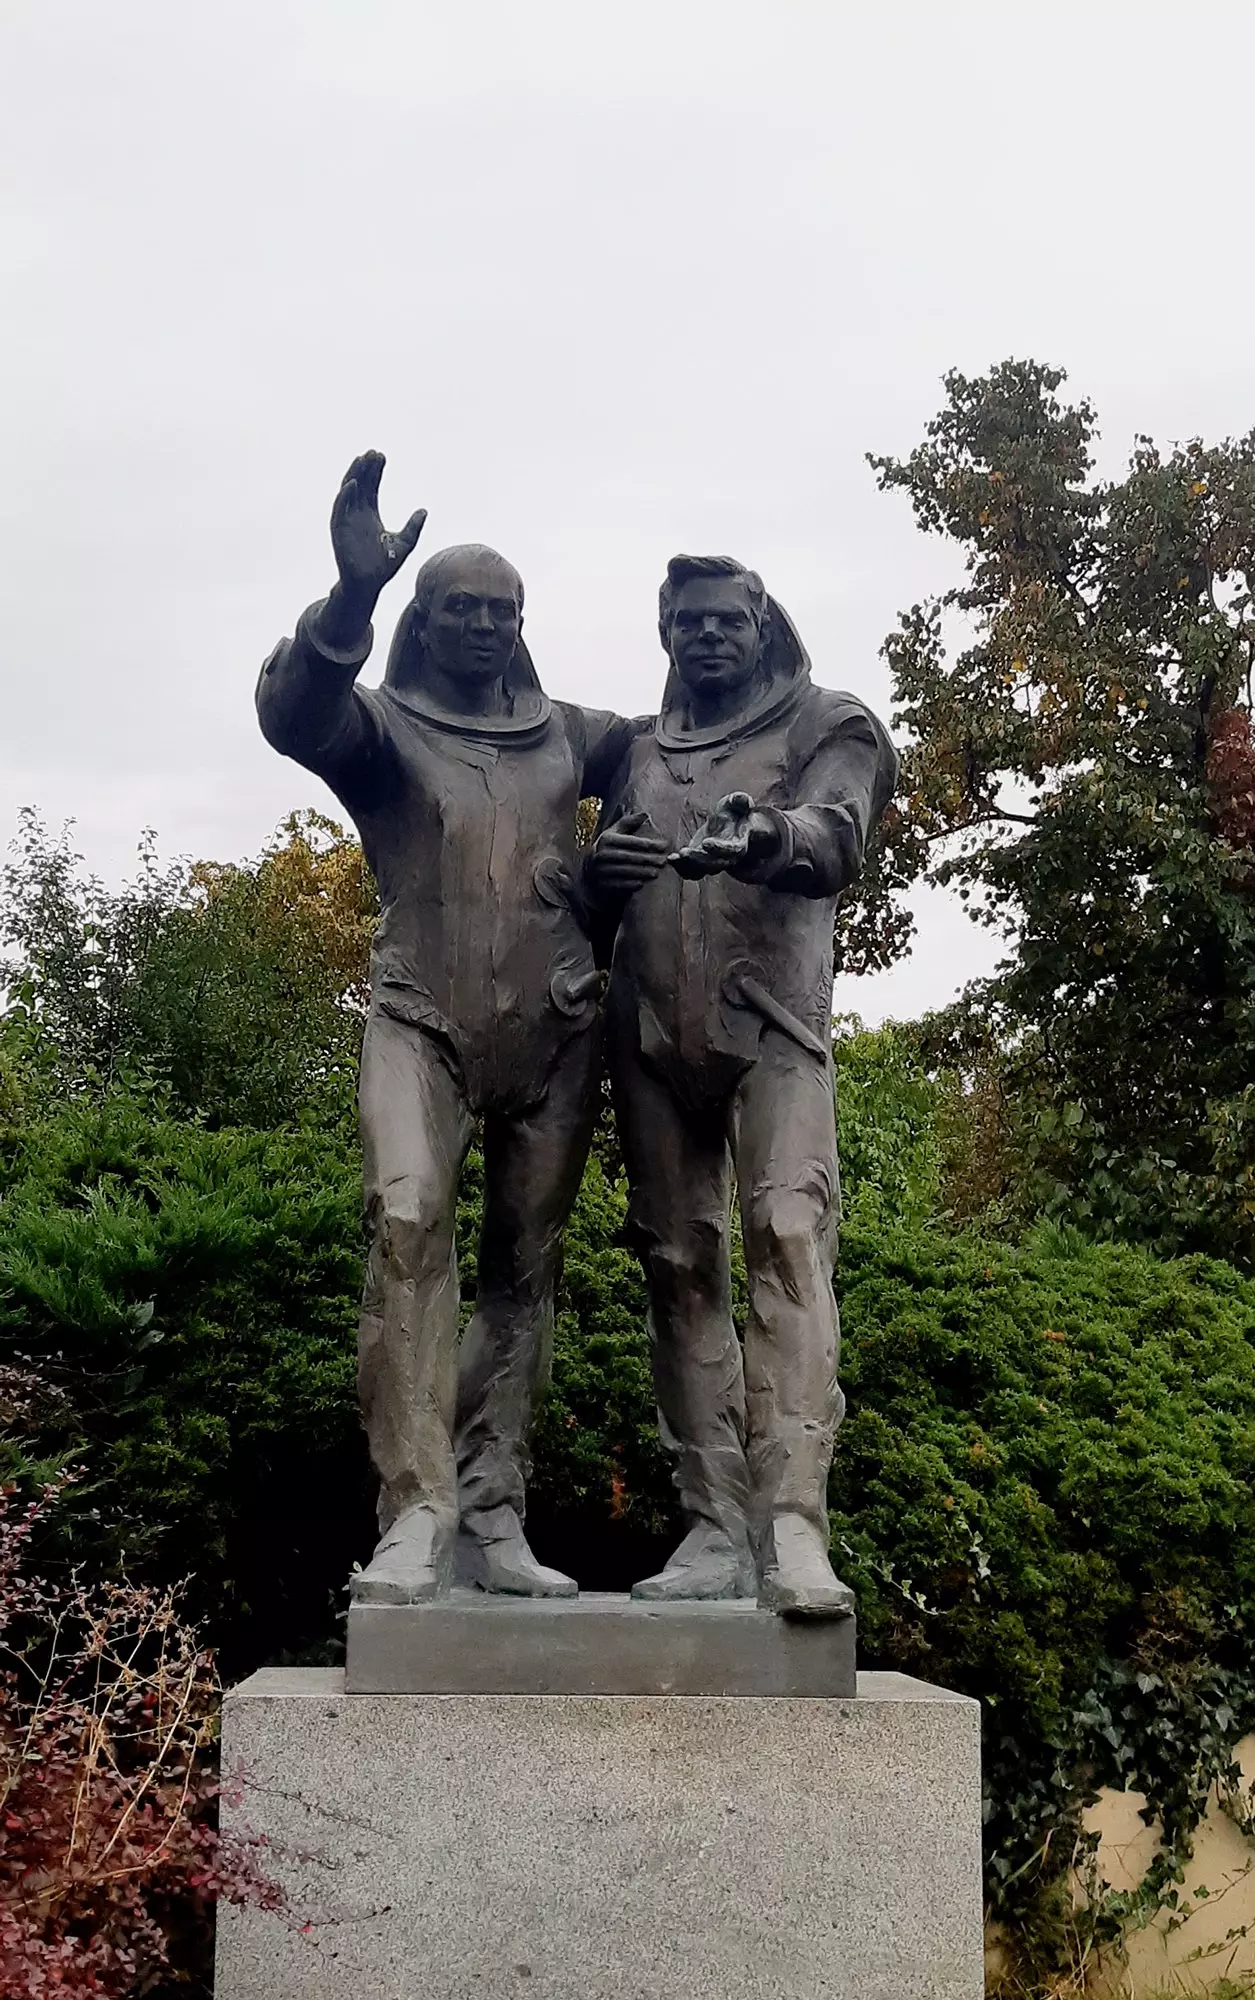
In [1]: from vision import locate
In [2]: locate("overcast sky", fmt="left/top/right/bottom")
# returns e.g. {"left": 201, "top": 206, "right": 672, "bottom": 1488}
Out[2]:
{"left": 3, "top": 0, "right": 1252, "bottom": 1022}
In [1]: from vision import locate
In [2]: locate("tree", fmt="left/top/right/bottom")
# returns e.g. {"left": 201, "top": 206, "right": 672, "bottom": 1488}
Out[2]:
{"left": 0, "top": 810, "right": 372, "bottom": 1130}
{"left": 865, "top": 360, "right": 1255, "bottom": 1261}
{"left": 193, "top": 809, "right": 375, "bottom": 1015}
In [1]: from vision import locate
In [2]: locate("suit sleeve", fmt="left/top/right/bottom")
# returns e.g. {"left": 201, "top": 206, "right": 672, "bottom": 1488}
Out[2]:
{"left": 574, "top": 708, "right": 652, "bottom": 800}
{"left": 561, "top": 708, "right": 650, "bottom": 968}
{"left": 255, "top": 601, "right": 390, "bottom": 803}
{"left": 738, "top": 701, "right": 899, "bottom": 898}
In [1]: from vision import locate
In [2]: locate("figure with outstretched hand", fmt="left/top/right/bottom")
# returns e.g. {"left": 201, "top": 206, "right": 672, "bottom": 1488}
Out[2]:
{"left": 257, "top": 454, "right": 643, "bottom": 1606}
{"left": 584, "top": 553, "right": 897, "bottom": 1619}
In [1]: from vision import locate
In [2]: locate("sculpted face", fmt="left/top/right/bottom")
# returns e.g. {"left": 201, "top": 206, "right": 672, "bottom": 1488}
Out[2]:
{"left": 665, "top": 575, "right": 763, "bottom": 701}
{"left": 422, "top": 552, "right": 522, "bottom": 684}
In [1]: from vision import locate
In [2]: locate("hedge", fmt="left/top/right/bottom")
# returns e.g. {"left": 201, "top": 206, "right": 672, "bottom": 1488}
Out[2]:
{"left": 3, "top": 1082, "right": 1253, "bottom": 1980}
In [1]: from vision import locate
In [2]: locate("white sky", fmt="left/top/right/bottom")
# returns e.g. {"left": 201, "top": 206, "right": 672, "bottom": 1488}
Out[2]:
{"left": 3, "top": 0, "right": 1252, "bottom": 1024}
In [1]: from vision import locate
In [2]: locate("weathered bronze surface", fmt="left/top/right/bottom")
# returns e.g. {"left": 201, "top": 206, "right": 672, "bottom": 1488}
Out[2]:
{"left": 257, "top": 475, "right": 895, "bottom": 1620}
{"left": 585, "top": 556, "right": 897, "bottom": 1615}
{"left": 258, "top": 454, "right": 637, "bottom": 1604}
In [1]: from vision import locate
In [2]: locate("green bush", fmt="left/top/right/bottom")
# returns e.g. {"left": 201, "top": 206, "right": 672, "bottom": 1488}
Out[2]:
{"left": 2, "top": 1042, "right": 1253, "bottom": 1988}
{"left": 831, "top": 1218, "right": 1255, "bottom": 1966}
{"left": 0, "top": 1091, "right": 368, "bottom": 1669}
{"left": 0, "top": 1089, "right": 673, "bottom": 1666}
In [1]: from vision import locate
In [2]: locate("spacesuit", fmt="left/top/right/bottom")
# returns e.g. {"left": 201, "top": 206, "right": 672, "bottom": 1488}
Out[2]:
{"left": 594, "top": 571, "right": 896, "bottom": 1613}
{"left": 259, "top": 564, "right": 637, "bottom": 1599}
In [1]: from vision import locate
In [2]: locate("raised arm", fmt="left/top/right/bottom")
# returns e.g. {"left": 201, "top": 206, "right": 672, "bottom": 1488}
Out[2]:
{"left": 256, "top": 451, "right": 427, "bottom": 791}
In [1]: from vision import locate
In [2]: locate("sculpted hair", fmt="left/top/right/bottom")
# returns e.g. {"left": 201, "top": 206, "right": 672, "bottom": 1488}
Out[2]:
{"left": 658, "top": 554, "right": 766, "bottom": 640}
{"left": 412, "top": 544, "right": 524, "bottom": 626}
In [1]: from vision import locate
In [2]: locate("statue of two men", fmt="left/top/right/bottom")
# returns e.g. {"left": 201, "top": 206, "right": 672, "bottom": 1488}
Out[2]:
{"left": 258, "top": 453, "right": 897, "bottom": 1619}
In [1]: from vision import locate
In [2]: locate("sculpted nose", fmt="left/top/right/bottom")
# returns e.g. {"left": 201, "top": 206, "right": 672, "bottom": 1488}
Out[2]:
{"left": 469, "top": 603, "right": 494, "bottom": 631}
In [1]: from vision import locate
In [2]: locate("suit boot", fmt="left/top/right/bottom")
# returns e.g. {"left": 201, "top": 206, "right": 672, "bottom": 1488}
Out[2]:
{"left": 351, "top": 1501, "right": 456, "bottom": 1606}
{"left": 456, "top": 1503, "right": 577, "bottom": 1597}
{"left": 753, "top": 1424, "right": 854, "bottom": 1621}
{"left": 631, "top": 1445, "right": 755, "bottom": 1602}
{"left": 757, "top": 1511, "right": 855, "bottom": 1619}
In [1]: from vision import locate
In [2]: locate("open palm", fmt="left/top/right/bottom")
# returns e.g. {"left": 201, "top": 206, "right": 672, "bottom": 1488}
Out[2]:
{"left": 330, "top": 450, "right": 427, "bottom": 602}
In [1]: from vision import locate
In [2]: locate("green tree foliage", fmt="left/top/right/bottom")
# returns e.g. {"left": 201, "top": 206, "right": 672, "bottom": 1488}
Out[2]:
{"left": 834, "top": 1016, "right": 948, "bottom": 1227}
{"left": 0, "top": 809, "right": 370, "bottom": 1130}
{"left": 860, "top": 361, "right": 1255, "bottom": 1262}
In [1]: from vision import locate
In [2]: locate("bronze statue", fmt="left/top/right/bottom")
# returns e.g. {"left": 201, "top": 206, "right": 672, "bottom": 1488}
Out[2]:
{"left": 585, "top": 555, "right": 897, "bottom": 1617}
{"left": 257, "top": 453, "right": 638, "bottom": 1605}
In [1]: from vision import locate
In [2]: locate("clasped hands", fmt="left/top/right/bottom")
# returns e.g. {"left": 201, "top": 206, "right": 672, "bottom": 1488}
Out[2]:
{"left": 586, "top": 792, "right": 783, "bottom": 902}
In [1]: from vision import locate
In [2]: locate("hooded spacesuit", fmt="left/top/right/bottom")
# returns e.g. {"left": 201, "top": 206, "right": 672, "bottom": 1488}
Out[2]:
{"left": 258, "top": 547, "right": 639, "bottom": 1599}
{"left": 596, "top": 567, "right": 897, "bottom": 1613}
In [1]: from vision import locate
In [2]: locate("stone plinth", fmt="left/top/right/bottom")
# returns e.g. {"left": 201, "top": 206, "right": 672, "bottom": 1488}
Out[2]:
{"left": 347, "top": 1589, "right": 857, "bottom": 1696}
{"left": 216, "top": 1660, "right": 983, "bottom": 2000}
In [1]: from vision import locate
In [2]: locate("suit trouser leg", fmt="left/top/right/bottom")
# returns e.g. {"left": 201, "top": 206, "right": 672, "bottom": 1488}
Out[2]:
{"left": 455, "top": 1026, "right": 601, "bottom": 1531}
{"left": 732, "top": 1029, "right": 843, "bottom": 1562}
{"left": 610, "top": 1032, "right": 751, "bottom": 1551}
{"left": 358, "top": 1010, "right": 474, "bottom": 1539}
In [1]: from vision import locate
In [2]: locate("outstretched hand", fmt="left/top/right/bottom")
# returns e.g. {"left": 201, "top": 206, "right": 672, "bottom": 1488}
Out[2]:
{"left": 669, "top": 792, "right": 783, "bottom": 879}
{"left": 330, "top": 450, "right": 427, "bottom": 606}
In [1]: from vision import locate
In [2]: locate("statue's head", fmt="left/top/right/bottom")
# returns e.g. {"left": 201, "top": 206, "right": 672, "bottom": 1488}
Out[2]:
{"left": 658, "top": 554, "right": 769, "bottom": 702}
{"left": 410, "top": 543, "right": 523, "bottom": 686}
{"left": 384, "top": 541, "right": 546, "bottom": 731}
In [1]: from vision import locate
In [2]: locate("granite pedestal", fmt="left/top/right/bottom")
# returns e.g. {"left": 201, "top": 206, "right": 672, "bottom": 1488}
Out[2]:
{"left": 217, "top": 1600, "right": 983, "bottom": 2000}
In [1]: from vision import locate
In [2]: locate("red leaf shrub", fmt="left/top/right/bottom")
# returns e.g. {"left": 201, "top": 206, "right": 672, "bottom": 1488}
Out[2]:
{"left": 0, "top": 1474, "right": 283, "bottom": 1997}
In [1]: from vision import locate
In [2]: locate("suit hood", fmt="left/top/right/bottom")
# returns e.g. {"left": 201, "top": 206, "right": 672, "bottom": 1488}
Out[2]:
{"left": 656, "top": 594, "right": 811, "bottom": 750}
{"left": 382, "top": 548, "right": 551, "bottom": 742}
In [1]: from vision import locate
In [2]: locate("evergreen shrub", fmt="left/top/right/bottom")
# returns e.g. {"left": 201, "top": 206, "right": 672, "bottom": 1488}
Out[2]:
{"left": 2, "top": 1043, "right": 1253, "bottom": 1975}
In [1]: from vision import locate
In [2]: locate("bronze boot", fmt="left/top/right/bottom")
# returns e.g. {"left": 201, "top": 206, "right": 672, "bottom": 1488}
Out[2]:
{"left": 455, "top": 1504, "right": 577, "bottom": 1597}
